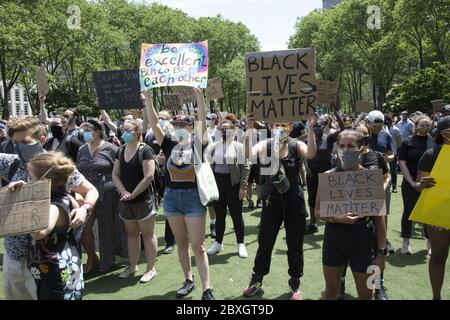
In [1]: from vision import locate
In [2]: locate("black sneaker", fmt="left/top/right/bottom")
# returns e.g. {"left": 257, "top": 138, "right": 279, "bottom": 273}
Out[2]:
{"left": 337, "top": 278, "right": 345, "bottom": 300}
{"left": 374, "top": 286, "right": 389, "bottom": 300}
{"left": 210, "top": 223, "right": 216, "bottom": 239}
{"left": 176, "top": 278, "right": 195, "bottom": 298}
{"left": 201, "top": 288, "right": 215, "bottom": 300}
{"left": 256, "top": 199, "right": 263, "bottom": 208}
{"left": 305, "top": 224, "right": 318, "bottom": 235}
{"left": 243, "top": 273, "right": 263, "bottom": 297}
{"left": 248, "top": 200, "right": 255, "bottom": 210}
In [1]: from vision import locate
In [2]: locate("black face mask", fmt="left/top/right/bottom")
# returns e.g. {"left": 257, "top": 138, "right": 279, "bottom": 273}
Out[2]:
{"left": 363, "top": 136, "right": 370, "bottom": 146}
{"left": 51, "top": 125, "right": 64, "bottom": 140}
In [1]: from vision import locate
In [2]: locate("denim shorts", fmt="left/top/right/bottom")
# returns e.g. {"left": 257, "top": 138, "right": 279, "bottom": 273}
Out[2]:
{"left": 163, "top": 188, "right": 206, "bottom": 218}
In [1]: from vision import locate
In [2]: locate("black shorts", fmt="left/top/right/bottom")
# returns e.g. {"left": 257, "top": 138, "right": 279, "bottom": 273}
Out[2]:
{"left": 306, "top": 173, "right": 318, "bottom": 208}
{"left": 248, "top": 164, "right": 261, "bottom": 185}
{"left": 322, "top": 221, "right": 375, "bottom": 273}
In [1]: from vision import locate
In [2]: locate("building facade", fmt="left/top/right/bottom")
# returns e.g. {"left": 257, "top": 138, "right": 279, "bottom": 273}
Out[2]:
{"left": 0, "top": 81, "right": 32, "bottom": 118}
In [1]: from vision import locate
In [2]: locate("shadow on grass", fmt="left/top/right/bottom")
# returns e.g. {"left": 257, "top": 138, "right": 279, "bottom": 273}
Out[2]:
{"left": 208, "top": 252, "right": 238, "bottom": 266}
{"left": 0, "top": 253, "right": 3, "bottom": 267}
{"left": 139, "top": 290, "right": 191, "bottom": 300}
{"left": 386, "top": 250, "right": 428, "bottom": 267}
{"left": 84, "top": 272, "right": 141, "bottom": 295}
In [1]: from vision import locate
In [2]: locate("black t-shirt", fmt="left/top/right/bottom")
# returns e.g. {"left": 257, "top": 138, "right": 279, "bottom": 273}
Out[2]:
{"left": 418, "top": 145, "right": 442, "bottom": 173}
{"left": 361, "top": 149, "right": 389, "bottom": 175}
{"left": 160, "top": 135, "right": 206, "bottom": 189}
{"left": 307, "top": 136, "right": 334, "bottom": 175}
{"left": 144, "top": 132, "right": 161, "bottom": 155}
{"left": 398, "top": 135, "right": 434, "bottom": 181}
{"left": 116, "top": 144, "right": 154, "bottom": 203}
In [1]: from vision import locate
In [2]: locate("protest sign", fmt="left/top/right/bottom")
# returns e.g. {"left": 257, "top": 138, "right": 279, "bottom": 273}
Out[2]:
{"left": 0, "top": 180, "right": 50, "bottom": 238}
{"left": 174, "top": 86, "right": 197, "bottom": 105}
{"left": 316, "top": 80, "right": 338, "bottom": 106}
{"left": 318, "top": 169, "right": 386, "bottom": 217}
{"left": 356, "top": 100, "right": 374, "bottom": 113}
{"left": 164, "top": 94, "right": 182, "bottom": 111}
{"left": 36, "top": 65, "right": 49, "bottom": 96}
{"left": 205, "top": 77, "right": 223, "bottom": 101}
{"left": 93, "top": 69, "right": 143, "bottom": 110}
{"left": 410, "top": 145, "right": 450, "bottom": 229}
{"left": 245, "top": 48, "right": 317, "bottom": 122}
{"left": 140, "top": 41, "right": 209, "bottom": 90}
{"left": 431, "top": 100, "right": 444, "bottom": 113}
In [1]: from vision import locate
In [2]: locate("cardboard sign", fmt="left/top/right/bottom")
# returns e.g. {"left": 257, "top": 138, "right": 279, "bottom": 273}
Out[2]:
{"left": 140, "top": 41, "right": 209, "bottom": 90}
{"left": 245, "top": 48, "right": 317, "bottom": 122}
{"left": 125, "top": 109, "right": 143, "bottom": 119}
{"left": 0, "top": 180, "right": 50, "bottom": 238}
{"left": 164, "top": 94, "right": 182, "bottom": 111}
{"left": 205, "top": 77, "right": 223, "bottom": 101}
{"left": 431, "top": 100, "right": 444, "bottom": 113}
{"left": 36, "top": 65, "right": 49, "bottom": 96}
{"left": 93, "top": 69, "right": 143, "bottom": 110}
{"left": 174, "top": 86, "right": 197, "bottom": 104}
{"left": 410, "top": 145, "right": 450, "bottom": 229}
{"left": 356, "top": 100, "right": 374, "bottom": 113}
{"left": 318, "top": 169, "right": 386, "bottom": 217}
{"left": 317, "top": 80, "right": 338, "bottom": 106}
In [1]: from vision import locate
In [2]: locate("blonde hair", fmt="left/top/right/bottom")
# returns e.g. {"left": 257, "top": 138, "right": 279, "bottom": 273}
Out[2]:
{"left": 124, "top": 119, "right": 142, "bottom": 133}
{"left": 28, "top": 152, "right": 75, "bottom": 190}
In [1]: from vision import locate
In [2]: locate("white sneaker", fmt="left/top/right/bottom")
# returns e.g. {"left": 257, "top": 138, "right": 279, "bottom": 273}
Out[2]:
{"left": 207, "top": 241, "right": 223, "bottom": 255}
{"left": 427, "top": 240, "right": 432, "bottom": 256}
{"left": 237, "top": 243, "right": 248, "bottom": 259}
{"left": 400, "top": 239, "right": 412, "bottom": 255}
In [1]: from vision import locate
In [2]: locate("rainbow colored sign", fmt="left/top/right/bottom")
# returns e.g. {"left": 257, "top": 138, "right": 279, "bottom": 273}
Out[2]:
{"left": 140, "top": 41, "right": 208, "bottom": 90}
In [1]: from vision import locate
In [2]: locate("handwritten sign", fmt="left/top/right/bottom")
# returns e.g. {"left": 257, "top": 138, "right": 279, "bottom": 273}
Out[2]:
{"left": 164, "top": 94, "right": 182, "bottom": 111}
{"left": 317, "top": 80, "right": 338, "bottom": 106}
{"left": 318, "top": 169, "right": 386, "bottom": 217}
{"left": 93, "top": 69, "right": 143, "bottom": 110}
{"left": 36, "top": 65, "right": 49, "bottom": 96}
{"left": 140, "top": 41, "right": 209, "bottom": 90}
{"left": 205, "top": 78, "right": 223, "bottom": 101}
{"left": 0, "top": 180, "right": 50, "bottom": 238}
{"left": 174, "top": 86, "right": 197, "bottom": 105}
{"left": 410, "top": 145, "right": 450, "bottom": 229}
{"left": 245, "top": 48, "right": 317, "bottom": 122}
{"left": 356, "top": 100, "right": 374, "bottom": 113}
{"left": 431, "top": 100, "right": 444, "bottom": 113}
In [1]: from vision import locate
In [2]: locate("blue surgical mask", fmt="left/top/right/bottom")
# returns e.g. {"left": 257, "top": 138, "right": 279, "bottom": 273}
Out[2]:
{"left": 159, "top": 120, "right": 169, "bottom": 128}
{"left": 83, "top": 131, "right": 93, "bottom": 143}
{"left": 338, "top": 150, "right": 361, "bottom": 170}
{"left": 15, "top": 141, "right": 45, "bottom": 163}
{"left": 122, "top": 132, "right": 135, "bottom": 144}
{"left": 172, "top": 128, "right": 190, "bottom": 142}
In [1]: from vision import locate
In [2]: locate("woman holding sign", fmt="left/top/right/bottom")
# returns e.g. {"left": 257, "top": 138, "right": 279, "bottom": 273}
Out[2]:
{"left": 416, "top": 116, "right": 450, "bottom": 300}
{"left": 242, "top": 112, "right": 318, "bottom": 301}
{"left": 143, "top": 88, "right": 215, "bottom": 300}
{"left": 315, "top": 129, "right": 386, "bottom": 300}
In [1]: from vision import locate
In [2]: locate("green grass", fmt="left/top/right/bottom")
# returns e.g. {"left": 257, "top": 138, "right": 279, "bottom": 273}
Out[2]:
{"left": 0, "top": 176, "right": 449, "bottom": 300}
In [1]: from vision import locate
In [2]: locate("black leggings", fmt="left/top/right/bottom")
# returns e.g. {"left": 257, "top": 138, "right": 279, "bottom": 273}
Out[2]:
{"left": 213, "top": 173, "right": 245, "bottom": 244}
{"left": 401, "top": 180, "right": 428, "bottom": 239}
{"left": 253, "top": 188, "right": 307, "bottom": 279}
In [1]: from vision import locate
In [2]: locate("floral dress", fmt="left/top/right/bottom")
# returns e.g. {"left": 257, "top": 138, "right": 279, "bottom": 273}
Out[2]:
{"left": 28, "top": 190, "right": 84, "bottom": 300}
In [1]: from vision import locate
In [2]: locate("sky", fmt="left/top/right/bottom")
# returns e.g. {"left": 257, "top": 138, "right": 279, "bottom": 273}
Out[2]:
{"left": 148, "top": 0, "right": 323, "bottom": 51}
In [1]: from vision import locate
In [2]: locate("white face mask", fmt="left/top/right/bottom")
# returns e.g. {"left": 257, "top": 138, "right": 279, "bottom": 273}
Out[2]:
{"left": 172, "top": 127, "right": 190, "bottom": 143}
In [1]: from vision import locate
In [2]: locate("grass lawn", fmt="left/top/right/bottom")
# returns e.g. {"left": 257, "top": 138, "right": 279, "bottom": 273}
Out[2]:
{"left": 0, "top": 176, "right": 449, "bottom": 300}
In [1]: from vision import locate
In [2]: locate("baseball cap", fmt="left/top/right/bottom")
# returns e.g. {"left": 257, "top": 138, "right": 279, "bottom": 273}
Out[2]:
{"left": 206, "top": 113, "right": 217, "bottom": 120}
{"left": 173, "top": 114, "right": 194, "bottom": 126}
{"left": 367, "top": 110, "right": 385, "bottom": 123}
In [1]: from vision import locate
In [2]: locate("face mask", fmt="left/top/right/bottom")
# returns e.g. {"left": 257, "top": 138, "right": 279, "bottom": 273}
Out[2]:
{"left": 15, "top": 141, "right": 45, "bottom": 163}
{"left": 273, "top": 128, "right": 288, "bottom": 143}
{"left": 50, "top": 125, "right": 64, "bottom": 140}
{"left": 83, "top": 131, "right": 94, "bottom": 143}
{"left": 338, "top": 150, "right": 361, "bottom": 170}
{"left": 206, "top": 120, "right": 212, "bottom": 128}
{"left": 172, "top": 128, "right": 190, "bottom": 142}
{"left": 363, "top": 136, "right": 370, "bottom": 146}
{"left": 159, "top": 119, "right": 169, "bottom": 129}
{"left": 122, "top": 132, "right": 135, "bottom": 144}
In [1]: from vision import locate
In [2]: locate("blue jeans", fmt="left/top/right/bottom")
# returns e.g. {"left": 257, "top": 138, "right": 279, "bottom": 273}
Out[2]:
{"left": 163, "top": 188, "right": 206, "bottom": 218}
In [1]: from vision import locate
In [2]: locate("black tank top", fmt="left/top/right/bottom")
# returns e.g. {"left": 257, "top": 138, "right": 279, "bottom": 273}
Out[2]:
{"left": 260, "top": 137, "right": 302, "bottom": 197}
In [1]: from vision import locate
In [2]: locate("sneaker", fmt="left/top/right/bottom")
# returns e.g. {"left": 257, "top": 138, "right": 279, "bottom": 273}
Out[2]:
{"left": 400, "top": 239, "right": 412, "bottom": 255}
{"left": 163, "top": 245, "right": 174, "bottom": 254}
{"left": 201, "top": 288, "right": 216, "bottom": 300}
{"left": 386, "top": 241, "right": 395, "bottom": 254}
{"left": 210, "top": 223, "right": 216, "bottom": 239}
{"left": 243, "top": 274, "right": 263, "bottom": 297}
{"left": 392, "top": 187, "right": 398, "bottom": 193}
{"left": 374, "top": 286, "right": 389, "bottom": 300}
{"left": 237, "top": 243, "right": 248, "bottom": 258}
{"left": 256, "top": 199, "right": 263, "bottom": 208}
{"left": 118, "top": 266, "right": 138, "bottom": 279}
{"left": 207, "top": 241, "right": 223, "bottom": 255}
{"left": 248, "top": 200, "right": 255, "bottom": 210}
{"left": 305, "top": 224, "right": 318, "bottom": 235}
{"left": 139, "top": 269, "right": 156, "bottom": 283}
{"left": 337, "top": 277, "right": 345, "bottom": 300}
{"left": 176, "top": 278, "right": 195, "bottom": 298}
{"left": 288, "top": 278, "right": 303, "bottom": 300}
{"left": 427, "top": 240, "right": 432, "bottom": 256}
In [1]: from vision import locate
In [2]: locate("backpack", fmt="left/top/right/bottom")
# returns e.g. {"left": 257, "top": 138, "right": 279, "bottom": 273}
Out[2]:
{"left": 118, "top": 143, "right": 165, "bottom": 208}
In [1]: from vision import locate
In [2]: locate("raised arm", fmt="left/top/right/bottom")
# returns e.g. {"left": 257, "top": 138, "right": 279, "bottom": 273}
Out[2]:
{"left": 143, "top": 90, "right": 164, "bottom": 146}
{"left": 99, "top": 109, "right": 118, "bottom": 136}
{"left": 298, "top": 112, "right": 318, "bottom": 160}
{"left": 193, "top": 87, "right": 208, "bottom": 145}
{"left": 39, "top": 95, "right": 52, "bottom": 125}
